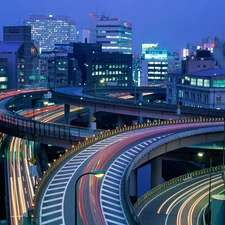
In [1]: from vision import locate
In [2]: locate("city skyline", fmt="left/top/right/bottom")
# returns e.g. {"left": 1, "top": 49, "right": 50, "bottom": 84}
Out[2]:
{"left": 1, "top": 0, "right": 225, "bottom": 53}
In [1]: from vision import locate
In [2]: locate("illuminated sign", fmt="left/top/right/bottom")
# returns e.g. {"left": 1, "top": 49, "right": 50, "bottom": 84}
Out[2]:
{"left": 142, "top": 43, "right": 158, "bottom": 54}
{"left": 145, "top": 50, "right": 167, "bottom": 60}
{"left": 182, "top": 49, "right": 189, "bottom": 57}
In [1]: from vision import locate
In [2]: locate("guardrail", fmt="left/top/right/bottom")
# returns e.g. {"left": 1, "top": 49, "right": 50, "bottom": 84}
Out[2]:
{"left": 0, "top": 113, "right": 74, "bottom": 140}
{"left": 134, "top": 165, "right": 224, "bottom": 210}
{"left": 32, "top": 117, "right": 224, "bottom": 222}
{"left": 53, "top": 89, "right": 225, "bottom": 117}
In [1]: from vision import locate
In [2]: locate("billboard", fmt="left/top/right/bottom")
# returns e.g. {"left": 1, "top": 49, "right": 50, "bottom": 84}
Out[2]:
{"left": 142, "top": 43, "right": 158, "bottom": 55}
{"left": 145, "top": 50, "right": 167, "bottom": 60}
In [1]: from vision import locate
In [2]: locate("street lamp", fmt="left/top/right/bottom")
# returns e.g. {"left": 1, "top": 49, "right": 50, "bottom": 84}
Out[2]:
{"left": 198, "top": 152, "right": 212, "bottom": 225}
{"left": 74, "top": 170, "right": 104, "bottom": 225}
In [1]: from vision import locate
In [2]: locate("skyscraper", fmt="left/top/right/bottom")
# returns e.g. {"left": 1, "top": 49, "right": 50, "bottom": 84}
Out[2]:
{"left": 89, "top": 14, "right": 132, "bottom": 54}
{"left": 141, "top": 43, "right": 168, "bottom": 86}
{"left": 0, "top": 26, "right": 39, "bottom": 89}
{"left": 68, "top": 41, "right": 132, "bottom": 87}
{"left": 24, "top": 15, "right": 76, "bottom": 52}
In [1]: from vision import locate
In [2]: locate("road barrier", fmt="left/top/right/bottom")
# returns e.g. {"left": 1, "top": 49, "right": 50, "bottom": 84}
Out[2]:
{"left": 32, "top": 116, "right": 224, "bottom": 220}
{"left": 134, "top": 165, "right": 224, "bottom": 210}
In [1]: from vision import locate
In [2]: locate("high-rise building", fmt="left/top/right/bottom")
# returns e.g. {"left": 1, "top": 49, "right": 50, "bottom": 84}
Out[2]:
{"left": 140, "top": 43, "right": 168, "bottom": 86}
{"left": 68, "top": 41, "right": 132, "bottom": 87}
{"left": 39, "top": 51, "right": 69, "bottom": 89}
{"left": 167, "top": 51, "right": 181, "bottom": 73}
{"left": 24, "top": 15, "right": 77, "bottom": 52}
{"left": 89, "top": 14, "right": 132, "bottom": 54}
{"left": 0, "top": 26, "right": 39, "bottom": 89}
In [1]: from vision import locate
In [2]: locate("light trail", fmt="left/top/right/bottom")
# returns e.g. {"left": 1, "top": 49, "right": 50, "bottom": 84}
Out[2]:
{"left": 176, "top": 180, "right": 222, "bottom": 225}
{"left": 164, "top": 175, "right": 221, "bottom": 215}
{"left": 12, "top": 138, "right": 21, "bottom": 222}
{"left": 157, "top": 175, "right": 211, "bottom": 214}
{"left": 15, "top": 138, "right": 26, "bottom": 215}
{"left": 187, "top": 183, "right": 224, "bottom": 225}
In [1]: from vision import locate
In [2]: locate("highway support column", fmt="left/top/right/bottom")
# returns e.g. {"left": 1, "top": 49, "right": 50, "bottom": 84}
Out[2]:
{"left": 117, "top": 115, "right": 125, "bottom": 128}
{"left": 151, "top": 156, "right": 162, "bottom": 189}
{"left": 129, "top": 169, "right": 137, "bottom": 203}
{"left": 64, "top": 104, "right": 70, "bottom": 125}
{"left": 88, "top": 109, "right": 95, "bottom": 129}
{"left": 138, "top": 93, "right": 143, "bottom": 124}
{"left": 138, "top": 115, "right": 143, "bottom": 124}
{"left": 211, "top": 195, "right": 225, "bottom": 225}
{"left": 39, "top": 144, "right": 49, "bottom": 172}
{"left": 138, "top": 93, "right": 143, "bottom": 102}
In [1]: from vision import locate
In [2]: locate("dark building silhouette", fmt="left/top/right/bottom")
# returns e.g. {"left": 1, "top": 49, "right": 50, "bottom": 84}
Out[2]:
{"left": 0, "top": 26, "right": 39, "bottom": 90}
{"left": 68, "top": 40, "right": 132, "bottom": 87}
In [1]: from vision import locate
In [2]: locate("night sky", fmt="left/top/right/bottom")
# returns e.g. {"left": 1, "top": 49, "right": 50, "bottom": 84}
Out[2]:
{"left": 1, "top": 0, "right": 225, "bottom": 53}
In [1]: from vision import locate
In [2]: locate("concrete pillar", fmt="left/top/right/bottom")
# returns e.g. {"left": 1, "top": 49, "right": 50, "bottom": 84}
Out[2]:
{"left": 117, "top": 115, "right": 124, "bottom": 128}
{"left": 211, "top": 195, "right": 225, "bottom": 225}
{"left": 64, "top": 104, "right": 70, "bottom": 125}
{"left": 138, "top": 116, "right": 143, "bottom": 124}
{"left": 129, "top": 169, "right": 137, "bottom": 203}
{"left": 88, "top": 109, "right": 94, "bottom": 128}
{"left": 39, "top": 144, "right": 49, "bottom": 172}
{"left": 138, "top": 93, "right": 143, "bottom": 102}
{"left": 151, "top": 156, "right": 162, "bottom": 189}
{"left": 137, "top": 93, "right": 143, "bottom": 124}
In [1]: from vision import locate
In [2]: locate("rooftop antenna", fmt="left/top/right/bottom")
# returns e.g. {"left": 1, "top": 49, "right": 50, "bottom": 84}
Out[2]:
{"left": 96, "top": 6, "right": 98, "bottom": 16}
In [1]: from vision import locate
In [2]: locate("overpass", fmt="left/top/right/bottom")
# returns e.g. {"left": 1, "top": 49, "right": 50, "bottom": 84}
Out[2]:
{"left": 1, "top": 88, "right": 225, "bottom": 225}
{"left": 0, "top": 113, "right": 95, "bottom": 148}
{"left": 32, "top": 118, "right": 224, "bottom": 225}
{"left": 52, "top": 87, "right": 225, "bottom": 120}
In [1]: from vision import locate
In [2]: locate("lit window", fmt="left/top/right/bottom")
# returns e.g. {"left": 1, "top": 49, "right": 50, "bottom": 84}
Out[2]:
{"left": 197, "top": 79, "right": 203, "bottom": 86}
{"left": 191, "top": 78, "right": 196, "bottom": 85}
{"left": 204, "top": 79, "right": 210, "bottom": 87}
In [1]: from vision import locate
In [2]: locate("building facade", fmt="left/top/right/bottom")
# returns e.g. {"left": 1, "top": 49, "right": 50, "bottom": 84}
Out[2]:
{"left": 166, "top": 50, "right": 225, "bottom": 109}
{"left": 0, "top": 26, "right": 39, "bottom": 89}
{"left": 140, "top": 43, "right": 168, "bottom": 86}
{"left": 68, "top": 42, "right": 132, "bottom": 87}
{"left": 89, "top": 14, "right": 132, "bottom": 54}
{"left": 167, "top": 51, "right": 181, "bottom": 73}
{"left": 0, "top": 58, "right": 7, "bottom": 90}
{"left": 39, "top": 51, "right": 69, "bottom": 88}
{"left": 24, "top": 15, "right": 77, "bottom": 52}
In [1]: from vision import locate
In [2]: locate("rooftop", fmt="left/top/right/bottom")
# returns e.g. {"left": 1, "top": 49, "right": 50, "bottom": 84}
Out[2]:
{"left": 170, "top": 68, "right": 225, "bottom": 77}
{"left": 190, "top": 68, "right": 225, "bottom": 77}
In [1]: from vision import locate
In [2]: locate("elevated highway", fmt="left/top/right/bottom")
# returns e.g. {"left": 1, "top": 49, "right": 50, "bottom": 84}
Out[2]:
{"left": 1, "top": 88, "right": 225, "bottom": 225}
{"left": 0, "top": 114, "right": 83, "bottom": 148}
{"left": 33, "top": 118, "right": 224, "bottom": 225}
{"left": 135, "top": 168, "right": 224, "bottom": 225}
{"left": 52, "top": 87, "right": 224, "bottom": 119}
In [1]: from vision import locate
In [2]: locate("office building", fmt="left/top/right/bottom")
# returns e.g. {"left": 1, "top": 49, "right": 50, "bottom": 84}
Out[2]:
{"left": 0, "top": 26, "right": 39, "bottom": 89}
{"left": 166, "top": 49, "right": 225, "bottom": 109}
{"left": 89, "top": 14, "right": 132, "bottom": 54}
{"left": 39, "top": 50, "right": 69, "bottom": 88}
{"left": 167, "top": 51, "right": 181, "bottom": 73}
{"left": 0, "top": 58, "right": 7, "bottom": 90}
{"left": 140, "top": 43, "right": 168, "bottom": 86}
{"left": 68, "top": 41, "right": 132, "bottom": 87}
{"left": 24, "top": 15, "right": 77, "bottom": 52}
{"left": 132, "top": 54, "right": 141, "bottom": 87}
{"left": 80, "top": 29, "right": 91, "bottom": 43}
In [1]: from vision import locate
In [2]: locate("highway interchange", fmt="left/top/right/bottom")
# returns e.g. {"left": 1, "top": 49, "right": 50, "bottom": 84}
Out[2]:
{"left": 35, "top": 121, "right": 223, "bottom": 225}
{"left": 1, "top": 88, "right": 224, "bottom": 225}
